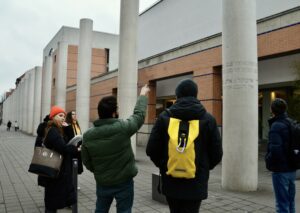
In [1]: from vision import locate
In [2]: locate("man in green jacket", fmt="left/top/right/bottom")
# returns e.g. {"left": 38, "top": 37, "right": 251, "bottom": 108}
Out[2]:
{"left": 82, "top": 84, "right": 150, "bottom": 213}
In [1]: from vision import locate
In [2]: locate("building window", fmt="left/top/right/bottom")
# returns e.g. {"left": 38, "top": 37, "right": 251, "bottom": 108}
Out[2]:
{"left": 105, "top": 48, "right": 109, "bottom": 72}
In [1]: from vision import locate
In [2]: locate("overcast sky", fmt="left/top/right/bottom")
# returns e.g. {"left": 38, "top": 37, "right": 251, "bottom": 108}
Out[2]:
{"left": 0, "top": 0, "right": 158, "bottom": 98}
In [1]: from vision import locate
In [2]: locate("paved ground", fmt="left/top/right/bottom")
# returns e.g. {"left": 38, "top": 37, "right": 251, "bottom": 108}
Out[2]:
{"left": 0, "top": 125, "right": 299, "bottom": 213}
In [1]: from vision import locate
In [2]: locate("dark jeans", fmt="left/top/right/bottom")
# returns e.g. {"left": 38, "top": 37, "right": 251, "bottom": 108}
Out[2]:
{"left": 95, "top": 179, "right": 134, "bottom": 213}
{"left": 166, "top": 197, "right": 201, "bottom": 213}
{"left": 272, "top": 171, "right": 296, "bottom": 213}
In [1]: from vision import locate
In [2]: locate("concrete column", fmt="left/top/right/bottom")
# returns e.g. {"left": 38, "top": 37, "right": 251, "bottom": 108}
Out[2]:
{"left": 55, "top": 41, "right": 68, "bottom": 109}
{"left": 17, "top": 83, "right": 22, "bottom": 125}
{"left": 41, "top": 55, "right": 53, "bottom": 118}
{"left": 4, "top": 97, "right": 9, "bottom": 124}
{"left": 19, "top": 80, "right": 25, "bottom": 130}
{"left": 33, "top": 67, "right": 42, "bottom": 136}
{"left": 11, "top": 90, "right": 15, "bottom": 124}
{"left": 17, "top": 81, "right": 22, "bottom": 129}
{"left": 2, "top": 98, "right": 6, "bottom": 124}
{"left": 11, "top": 92, "right": 14, "bottom": 123}
{"left": 6, "top": 97, "right": 10, "bottom": 124}
{"left": 262, "top": 91, "right": 271, "bottom": 140}
{"left": 14, "top": 87, "right": 18, "bottom": 124}
{"left": 222, "top": 0, "right": 258, "bottom": 191}
{"left": 13, "top": 89, "right": 17, "bottom": 123}
{"left": 76, "top": 18, "right": 93, "bottom": 132}
{"left": 8, "top": 96, "right": 11, "bottom": 123}
{"left": 27, "top": 70, "right": 35, "bottom": 134}
{"left": 118, "top": 0, "right": 139, "bottom": 155}
{"left": 22, "top": 73, "right": 29, "bottom": 131}
{"left": 12, "top": 91, "right": 15, "bottom": 123}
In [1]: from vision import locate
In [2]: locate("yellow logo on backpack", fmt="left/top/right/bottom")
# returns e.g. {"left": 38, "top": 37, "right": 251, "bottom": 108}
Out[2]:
{"left": 166, "top": 118, "right": 199, "bottom": 179}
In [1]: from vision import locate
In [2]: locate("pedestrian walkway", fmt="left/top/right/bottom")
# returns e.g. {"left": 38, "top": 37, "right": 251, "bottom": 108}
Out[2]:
{"left": 0, "top": 125, "right": 299, "bottom": 213}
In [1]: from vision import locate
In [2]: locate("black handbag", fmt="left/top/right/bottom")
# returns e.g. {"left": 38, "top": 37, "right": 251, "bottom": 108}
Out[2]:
{"left": 28, "top": 146, "right": 63, "bottom": 178}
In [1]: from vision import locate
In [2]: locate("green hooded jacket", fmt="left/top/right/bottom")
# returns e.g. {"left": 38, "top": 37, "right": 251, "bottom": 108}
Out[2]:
{"left": 81, "top": 96, "right": 148, "bottom": 186}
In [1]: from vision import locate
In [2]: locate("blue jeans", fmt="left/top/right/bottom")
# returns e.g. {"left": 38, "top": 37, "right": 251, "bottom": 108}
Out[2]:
{"left": 95, "top": 179, "right": 133, "bottom": 213}
{"left": 272, "top": 172, "right": 296, "bottom": 213}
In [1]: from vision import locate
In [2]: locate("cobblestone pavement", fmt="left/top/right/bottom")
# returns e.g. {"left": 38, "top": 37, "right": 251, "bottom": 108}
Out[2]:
{"left": 0, "top": 125, "right": 299, "bottom": 213}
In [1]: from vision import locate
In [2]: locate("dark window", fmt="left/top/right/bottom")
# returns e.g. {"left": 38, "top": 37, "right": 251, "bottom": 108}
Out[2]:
{"left": 105, "top": 48, "right": 110, "bottom": 72}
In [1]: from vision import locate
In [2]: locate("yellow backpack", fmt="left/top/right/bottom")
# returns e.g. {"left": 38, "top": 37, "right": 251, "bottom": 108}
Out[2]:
{"left": 166, "top": 117, "right": 200, "bottom": 179}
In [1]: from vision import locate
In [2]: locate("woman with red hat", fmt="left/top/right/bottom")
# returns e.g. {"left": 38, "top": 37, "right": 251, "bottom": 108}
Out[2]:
{"left": 39, "top": 106, "right": 80, "bottom": 213}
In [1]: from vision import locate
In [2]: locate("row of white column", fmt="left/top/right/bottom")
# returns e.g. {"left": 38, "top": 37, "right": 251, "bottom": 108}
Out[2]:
{"left": 2, "top": 19, "right": 94, "bottom": 134}
{"left": 3, "top": 0, "right": 139, "bottom": 145}
{"left": 40, "top": 19, "right": 93, "bottom": 133}
{"left": 2, "top": 67, "right": 42, "bottom": 136}
{"left": 3, "top": 0, "right": 258, "bottom": 192}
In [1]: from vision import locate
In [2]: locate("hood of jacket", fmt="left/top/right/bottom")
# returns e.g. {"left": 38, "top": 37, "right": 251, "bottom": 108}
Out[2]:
{"left": 168, "top": 97, "right": 206, "bottom": 120}
{"left": 268, "top": 112, "right": 288, "bottom": 127}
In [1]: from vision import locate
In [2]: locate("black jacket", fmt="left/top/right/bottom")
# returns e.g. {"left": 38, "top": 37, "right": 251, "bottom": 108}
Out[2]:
{"left": 35, "top": 115, "right": 49, "bottom": 147}
{"left": 146, "top": 97, "right": 223, "bottom": 200}
{"left": 64, "top": 125, "right": 83, "bottom": 174}
{"left": 265, "top": 113, "right": 295, "bottom": 172}
{"left": 38, "top": 125, "right": 78, "bottom": 210}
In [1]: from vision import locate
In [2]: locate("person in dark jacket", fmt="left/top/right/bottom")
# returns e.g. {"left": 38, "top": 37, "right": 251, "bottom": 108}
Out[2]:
{"left": 35, "top": 115, "right": 50, "bottom": 147}
{"left": 146, "top": 79, "right": 223, "bottom": 213}
{"left": 40, "top": 106, "right": 79, "bottom": 213}
{"left": 64, "top": 111, "right": 83, "bottom": 180}
{"left": 265, "top": 98, "right": 296, "bottom": 213}
{"left": 82, "top": 84, "right": 150, "bottom": 213}
{"left": 7, "top": 120, "right": 12, "bottom": 131}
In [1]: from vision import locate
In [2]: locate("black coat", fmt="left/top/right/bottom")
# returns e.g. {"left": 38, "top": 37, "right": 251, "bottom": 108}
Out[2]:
{"left": 146, "top": 97, "right": 223, "bottom": 200}
{"left": 265, "top": 113, "right": 295, "bottom": 172}
{"left": 38, "top": 126, "right": 78, "bottom": 210}
{"left": 35, "top": 115, "right": 49, "bottom": 147}
{"left": 64, "top": 125, "right": 84, "bottom": 174}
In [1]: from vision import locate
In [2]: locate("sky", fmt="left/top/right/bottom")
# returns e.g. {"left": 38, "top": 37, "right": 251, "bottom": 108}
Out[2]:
{"left": 0, "top": 0, "right": 158, "bottom": 99}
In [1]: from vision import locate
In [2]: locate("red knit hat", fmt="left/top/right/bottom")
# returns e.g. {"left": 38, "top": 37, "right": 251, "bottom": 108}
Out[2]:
{"left": 49, "top": 106, "right": 66, "bottom": 119}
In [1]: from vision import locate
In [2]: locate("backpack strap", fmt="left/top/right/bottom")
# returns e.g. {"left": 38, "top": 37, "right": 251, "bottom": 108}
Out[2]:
{"left": 165, "top": 108, "right": 172, "bottom": 117}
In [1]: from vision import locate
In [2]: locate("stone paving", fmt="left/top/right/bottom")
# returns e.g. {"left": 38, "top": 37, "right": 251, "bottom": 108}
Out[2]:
{"left": 0, "top": 125, "right": 299, "bottom": 213}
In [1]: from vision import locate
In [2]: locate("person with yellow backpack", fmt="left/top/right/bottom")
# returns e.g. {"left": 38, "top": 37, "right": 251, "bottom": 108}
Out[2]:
{"left": 146, "top": 79, "right": 223, "bottom": 213}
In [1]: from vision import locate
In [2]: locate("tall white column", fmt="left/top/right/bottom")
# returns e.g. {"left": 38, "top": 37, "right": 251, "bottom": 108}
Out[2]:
{"left": 22, "top": 73, "right": 29, "bottom": 131}
{"left": 76, "top": 18, "right": 93, "bottom": 132}
{"left": 18, "top": 81, "right": 23, "bottom": 129}
{"left": 222, "top": 0, "right": 258, "bottom": 191}
{"left": 14, "top": 89, "right": 18, "bottom": 123}
{"left": 6, "top": 97, "right": 10, "bottom": 124}
{"left": 118, "top": 0, "right": 139, "bottom": 155}
{"left": 55, "top": 41, "right": 68, "bottom": 109}
{"left": 6, "top": 96, "right": 10, "bottom": 124}
{"left": 10, "top": 91, "right": 15, "bottom": 123}
{"left": 27, "top": 70, "right": 35, "bottom": 134}
{"left": 41, "top": 55, "right": 53, "bottom": 118}
{"left": 11, "top": 91, "right": 15, "bottom": 123}
{"left": 2, "top": 98, "right": 6, "bottom": 124}
{"left": 33, "top": 67, "right": 42, "bottom": 136}
{"left": 20, "top": 80, "right": 25, "bottom": 130}
{"left": 15, "top": 87, "right": 19, "bottom": 124}
{"left": 17, "top": 82, "right": 22, "bottom": 125}
{"left": 4, "top": 97, "right": 9, "bottom": 124}
{"left": 13, "top": 90, "right": 16, "bottom": 123}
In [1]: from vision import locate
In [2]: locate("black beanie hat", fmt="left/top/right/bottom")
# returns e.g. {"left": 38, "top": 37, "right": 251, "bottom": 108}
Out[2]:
{"left": 175, "top": 79, "right": 198, "bottom": 98}
{"left": 271, "top": 98, "right": 287, "bottom": 116}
